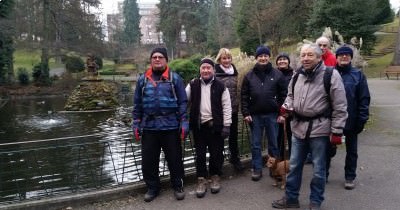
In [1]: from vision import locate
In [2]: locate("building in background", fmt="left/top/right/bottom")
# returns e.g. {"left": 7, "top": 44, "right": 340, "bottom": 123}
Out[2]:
{"left": 106, "top": 2, "right": 162, "bottom": 45}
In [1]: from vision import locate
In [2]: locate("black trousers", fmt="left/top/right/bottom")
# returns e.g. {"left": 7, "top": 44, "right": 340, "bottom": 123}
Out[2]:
{"left": 193, "top": 123, "right": 224, "bottom": 178}
{"left": 228, "top": 112, "right": 240, "bottom": 162}
{"left": 141, "top": 129, "right": 184, "bottom": 192}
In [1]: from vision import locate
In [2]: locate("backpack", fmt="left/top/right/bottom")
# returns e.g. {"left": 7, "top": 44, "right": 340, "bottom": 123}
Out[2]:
{"left": 291, "top": 67, "right": 334, "bottom": 99}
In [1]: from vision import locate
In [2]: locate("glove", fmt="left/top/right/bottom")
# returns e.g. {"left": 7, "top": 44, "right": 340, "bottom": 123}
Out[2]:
{"left": 330, "top": 133, "right": 342, "bottom": 145}
{"left": 132, "top": 119, "right": 142, "bottom": 142}
{"left": 221, "top": 126, "right": 230, "bottom": 139}
{"left": 355, "top": 123, "right": 365, "bottom": 134}
{"left": 180, "top": 120, "right": 189, "bottom": 141}
{"left": 279, "top": 106, "right": 292, "bottom": 118}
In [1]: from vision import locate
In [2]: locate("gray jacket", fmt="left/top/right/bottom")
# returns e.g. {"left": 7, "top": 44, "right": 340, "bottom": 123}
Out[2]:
{"left": 283, "top": 62, "right": 348, "bottom": 139}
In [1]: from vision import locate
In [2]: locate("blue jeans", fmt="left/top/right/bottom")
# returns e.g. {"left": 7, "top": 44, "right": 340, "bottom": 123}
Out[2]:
{"left": 285, "top": 136, "right": 329, "bottom": 206}
{"left": 249, "top": 113, "right": 279, "bottom": 172}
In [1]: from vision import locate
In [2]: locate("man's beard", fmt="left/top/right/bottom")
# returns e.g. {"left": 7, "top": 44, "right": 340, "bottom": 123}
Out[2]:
{"left": 152, "top": 65, "right": 166, "bottom": 72}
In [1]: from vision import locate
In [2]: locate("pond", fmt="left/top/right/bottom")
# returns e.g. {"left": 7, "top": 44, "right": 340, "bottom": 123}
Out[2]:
{"left": 0, "top": 93, "right": 249, "bottom": 204}
{"left": 0, "top": 95, "right": 155, "bottom": 204}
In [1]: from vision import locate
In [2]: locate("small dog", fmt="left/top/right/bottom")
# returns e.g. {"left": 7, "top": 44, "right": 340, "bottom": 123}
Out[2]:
{"left": 265, "top": 156, "right": 290, "bottom": 190}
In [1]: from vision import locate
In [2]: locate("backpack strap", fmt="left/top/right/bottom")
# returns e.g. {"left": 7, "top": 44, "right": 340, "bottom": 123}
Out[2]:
{"left": 141, "top": 70, "right": 178, "bottom": 100}
{"left": 323, "top": 67, "right": 334, "bottom": 98}
{"left": 292, "top": 67, "right": 333, "bottom": 97}
{"left": 291, "top": 71, "right": 300, "bottom": 96}
{"left": 169, "top": 70, "right": 177, "bottom": 101}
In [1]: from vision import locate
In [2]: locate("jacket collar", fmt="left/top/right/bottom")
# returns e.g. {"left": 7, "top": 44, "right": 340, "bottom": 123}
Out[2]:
{"left": 145, "top": 65, "right": 170, "bottom": 86}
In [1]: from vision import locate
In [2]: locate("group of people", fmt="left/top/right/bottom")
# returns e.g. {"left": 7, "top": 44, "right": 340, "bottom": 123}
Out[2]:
{"left": 132, "top": 47, "right": 243, "bottom": 202}
{"left": 132, "top": 37, "right": 371, "bottom": 210}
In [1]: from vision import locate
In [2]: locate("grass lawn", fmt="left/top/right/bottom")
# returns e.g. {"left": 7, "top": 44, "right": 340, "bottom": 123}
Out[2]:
{"left": 14, "top": 49, "right": 64, "bottom": 73}
{"left": 364, "top": 53, "right": 393, "bottom": 78}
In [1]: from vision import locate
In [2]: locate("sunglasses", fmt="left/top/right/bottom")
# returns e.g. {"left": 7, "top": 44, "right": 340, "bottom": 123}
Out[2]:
{"left": 318, "top": 44, "right": 328, "bottom": 47}
{"left": 151, "top": 56, "right": 165, "bottom": 60}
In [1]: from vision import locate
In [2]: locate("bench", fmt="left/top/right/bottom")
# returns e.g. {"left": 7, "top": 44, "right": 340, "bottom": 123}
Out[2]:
{"left": 381, "top": 66, "right": 400, "bottom": 80}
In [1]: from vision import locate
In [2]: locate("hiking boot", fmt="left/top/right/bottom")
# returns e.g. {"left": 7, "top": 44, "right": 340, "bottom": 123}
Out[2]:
{"left": 196, "top": 177, "right": 208, "bottom": 198}
{"left": 143, "top": 190, "right": 159, "bottom": 202}
{"left": 305, "top": 203, "right": 321, "bottom": 210}
{"left": 174, "top": 187, "right": 185, "bottom": 200}
{"left": 271, "top": 196, "right": 300, "bottom": 209}
{"left": 251, "top": 170, "right": 262, "bottom": 181}
{"left": 210, "top": 175, "right": 221, "bottom": 194}
{"left": 344, "top": 179, "right": 356, "bottom": 190}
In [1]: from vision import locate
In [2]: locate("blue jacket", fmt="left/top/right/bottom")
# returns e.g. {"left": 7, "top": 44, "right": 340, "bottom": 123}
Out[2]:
{"left": 133, "top": 66, "right": 188, "bottom": 130}
{"left": 337, "top": 64, "right": 370, "bottom": 131}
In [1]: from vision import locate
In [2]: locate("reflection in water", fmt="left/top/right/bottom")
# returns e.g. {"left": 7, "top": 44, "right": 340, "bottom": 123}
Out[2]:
{"left": 0, "top": 96, "right": 150, "bottom": 203}
{"left": 0, "top": 96, "right": 237, "bottom": 204}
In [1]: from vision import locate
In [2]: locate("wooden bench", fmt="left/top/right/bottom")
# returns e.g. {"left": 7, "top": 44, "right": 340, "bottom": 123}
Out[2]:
{"left": 381, "top": 66, "right": 400, "bottom": 80}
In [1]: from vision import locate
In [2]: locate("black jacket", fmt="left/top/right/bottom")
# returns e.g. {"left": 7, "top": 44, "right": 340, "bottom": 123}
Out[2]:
{"left": 241, "top": 63, "right": 287, "bottom": 116}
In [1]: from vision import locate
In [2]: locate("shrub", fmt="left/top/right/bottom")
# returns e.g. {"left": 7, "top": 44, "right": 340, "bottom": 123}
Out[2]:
{"left": 94, "top": 55, "right": 103, "bottom": 69}
{"left": 17, "top": 67, "right": 29, "bottom": 85}
{"left": 65, "top": 56, "right": 85, "bottom": 73}
{"left": 169, "top": 58, "right": 198, "bottom": 84}
{"left": 32, "top": 62, "right": 51, "bottom": 86}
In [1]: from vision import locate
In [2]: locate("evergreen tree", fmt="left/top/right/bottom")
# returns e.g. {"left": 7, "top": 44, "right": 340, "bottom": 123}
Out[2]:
{"left": 234, "top": 0, "right": 266, "bottom": 55}
{"left": 206, "top": 0, "right": 235, "bottom": 55}
{"left": 157, "top": 0, "right": 182, "bottom": 57}
{"left": 0, "top": 0, "right": 15, "bottom": 84}
{"left": 307, "top": 0, "right": 393, "bottom": 53}
{"left": 206, "top": 0, "right": 222, "bottom": 55}
{"left": 157, "top": 0, "right": 211, "bottom": 57}
{"left": 122, "top": 0, "right": 141, "bottom": 47}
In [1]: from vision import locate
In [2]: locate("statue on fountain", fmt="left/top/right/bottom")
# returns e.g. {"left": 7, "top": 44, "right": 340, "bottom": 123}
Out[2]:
{"left": 85, "top": 53, "right": 101, "bottom": 81}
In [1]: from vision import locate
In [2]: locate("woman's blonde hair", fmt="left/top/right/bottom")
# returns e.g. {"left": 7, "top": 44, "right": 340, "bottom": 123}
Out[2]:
{"left": 215, "top": 48, "right": 232, "bottom": 64}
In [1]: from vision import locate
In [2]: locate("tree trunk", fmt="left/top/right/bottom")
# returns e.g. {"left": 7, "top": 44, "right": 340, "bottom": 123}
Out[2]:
{"left": 41, "top": 0, "right": 49, "bottom": 66}
{"left": 391, "top": 18, "right": 400, "bottom": 65}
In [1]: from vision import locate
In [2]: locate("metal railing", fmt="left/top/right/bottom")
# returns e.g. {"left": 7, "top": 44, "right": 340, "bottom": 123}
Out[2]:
{"left": 0, "top": 122, "right": 252, "bottom": 205}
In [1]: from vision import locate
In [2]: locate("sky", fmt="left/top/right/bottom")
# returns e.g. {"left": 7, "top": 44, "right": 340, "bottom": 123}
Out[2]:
{"left": 100, "top": 0, "right": 400, "bottom": 15}
{"left": 392, "top": 0, "right": 400, "bottom": 11}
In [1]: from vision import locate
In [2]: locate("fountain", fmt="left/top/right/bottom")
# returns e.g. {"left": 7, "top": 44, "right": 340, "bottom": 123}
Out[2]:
{"left": 64, "top": 53, "right": 119, "bottom": 111}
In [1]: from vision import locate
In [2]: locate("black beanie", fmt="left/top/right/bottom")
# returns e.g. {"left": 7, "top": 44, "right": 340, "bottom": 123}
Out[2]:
{"left": 335, "top": 46, "right": 353, "bottom": 58}
{"left": 150, "top": 47, "right": 168, "bottom": 61}
{"left": 276, "top": 52, "right": 290, "bottom": 65}
{"left": 255, "top": 46, "right": 271, "bottom": 58}
{"left": 200, "top": 58, "right": 215, "bottom": 67}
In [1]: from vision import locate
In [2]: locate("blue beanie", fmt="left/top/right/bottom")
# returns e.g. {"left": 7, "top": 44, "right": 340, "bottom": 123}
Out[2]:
{"left": 255, "top": 46, "right": 271, "bottom": 58}
{"left": 335, "top": 46, "right": 353, "bottom": 58}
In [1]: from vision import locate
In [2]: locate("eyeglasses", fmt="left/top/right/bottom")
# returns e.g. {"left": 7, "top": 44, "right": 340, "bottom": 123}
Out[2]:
{"left": 151, "top": 56, "right": 165, "bottom": 60}
{"left": 318, "top": 44, "right": 328, "bottom": 47}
